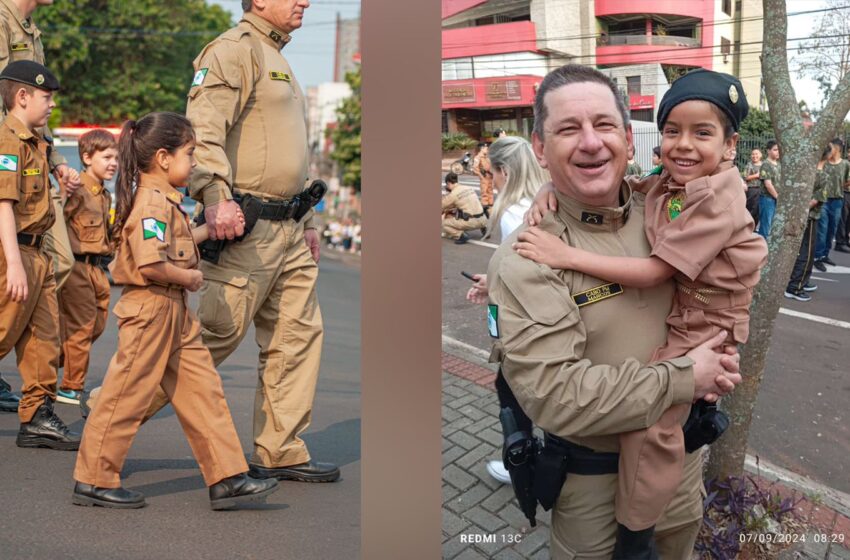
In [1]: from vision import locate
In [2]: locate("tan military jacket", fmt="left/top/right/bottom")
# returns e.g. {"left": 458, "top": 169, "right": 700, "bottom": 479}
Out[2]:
{"left": 186, "top": 11, "right": 313, "bottom": 228}
{"left": 64, "top": 172, "right": 112, "bottom": 256}
{"left": 109, "top": 177, "right": 198, "bottom": 287}
{"left": 0, "top": 114, "right": 53, "bottom": 234}
{"left": 487, "top": 184, "right": 695, "bottom": 453}
{"left": 0, "top": 0, "right": 65, "bottom": 170}
{"left": 442, "top": 184, "right": 484, "bottom": 216}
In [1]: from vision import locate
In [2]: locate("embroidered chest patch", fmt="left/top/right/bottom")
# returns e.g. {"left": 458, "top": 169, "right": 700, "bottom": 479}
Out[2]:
{"left": 573, "top": 283, "right": 624, "bottom": 307}
{"left": 22, "top": 168, "right": 41, "bottom": 176}
{"left": 142, "top": 218, "right": 166, "bottom": 241}
{"left": 11, "top": 42, "right": 30, "bottom": 51}
{"left": 269, "top": 71, "right": 291, "bottom": 82}
{"left": 667, "top": 192, "right": 685, "bottom": 221}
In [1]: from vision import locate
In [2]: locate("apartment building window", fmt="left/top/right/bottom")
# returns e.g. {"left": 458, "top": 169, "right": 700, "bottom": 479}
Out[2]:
{"left": 723, "top": 0, "right": 732, "bottom": 16}
{"left": 627, "top": 76, "right": 641, "bottom": 95}
{"left": 721, "top": 37, "right": 731, "bottom": 63}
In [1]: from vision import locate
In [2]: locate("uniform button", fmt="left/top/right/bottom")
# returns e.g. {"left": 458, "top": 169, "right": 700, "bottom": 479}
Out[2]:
{"left": 178, "top": 250, "right": 184, "bottom": 256}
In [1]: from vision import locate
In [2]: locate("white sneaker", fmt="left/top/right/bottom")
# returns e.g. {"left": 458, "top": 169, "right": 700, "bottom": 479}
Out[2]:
{"left": 486, "top": 459, "right": 511, "bottom": 484}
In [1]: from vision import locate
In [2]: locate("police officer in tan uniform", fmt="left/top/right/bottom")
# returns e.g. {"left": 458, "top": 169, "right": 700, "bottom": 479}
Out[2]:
{"left": 85, "top": 0, "right": 337, "bottom": 482}
{"left": 487, "top": 65, "right": 741, "bottom": 558}
{"left": 0, "top": 0, "right": 80, "bottom": 412}
{"left": 0, "top": 60, "right": 79, "bottom": 448}
{"left": 442, "top": 171, "right": 487, "bottom": 244}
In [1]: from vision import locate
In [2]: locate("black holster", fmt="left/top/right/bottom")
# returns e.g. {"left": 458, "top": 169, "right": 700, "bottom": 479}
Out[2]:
{"left": 683, "top": 399, "right": 730, "bottom": 453}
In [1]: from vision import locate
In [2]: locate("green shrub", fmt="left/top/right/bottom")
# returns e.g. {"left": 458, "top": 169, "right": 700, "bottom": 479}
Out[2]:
{"left": 442, "top": 132, "right": 477, "bottom": 152}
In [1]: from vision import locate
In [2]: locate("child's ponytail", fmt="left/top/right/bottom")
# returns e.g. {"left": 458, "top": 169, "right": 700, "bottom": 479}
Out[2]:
{"left": 112, "top": 119, "right": 138, "bottom": 241}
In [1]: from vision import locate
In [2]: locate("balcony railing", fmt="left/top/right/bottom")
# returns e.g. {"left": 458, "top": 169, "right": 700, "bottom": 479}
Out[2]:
{"left": 598, "top": 34, "right": 700, "bottom": 47}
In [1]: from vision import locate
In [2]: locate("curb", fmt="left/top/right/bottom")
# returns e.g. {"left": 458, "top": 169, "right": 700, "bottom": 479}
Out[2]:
{"left": 441, "top": 335, "right": 850, "bottom": 519}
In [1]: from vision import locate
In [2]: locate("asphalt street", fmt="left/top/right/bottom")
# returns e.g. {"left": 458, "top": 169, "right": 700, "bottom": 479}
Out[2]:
{"left": 442, "top": 230, "right": 850, "bottom": 495}
{"left": 0, "top": 254, "right": 361, "bottom": 560}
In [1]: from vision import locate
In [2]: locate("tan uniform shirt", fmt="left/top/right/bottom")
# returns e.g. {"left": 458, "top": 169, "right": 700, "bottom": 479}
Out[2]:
{"left": 0, "top": 114, "right": 53, "bottom": 234}
{"left": 109, "top": 178, "right": 198, "bottom": 286}
{"left": 441, "top": 184, "right": 484, "bottom": 216}
{"left": 0, "top": 0, "right": 64, "bottom": 169}
{"left": 186, "top": 11, "right": 313, "bottom": 228}
{"left": 488, "top": 185, "right": 694, "bottom": 453}
{"left": 64, "top": 172, "right": 111, "bottom": 256}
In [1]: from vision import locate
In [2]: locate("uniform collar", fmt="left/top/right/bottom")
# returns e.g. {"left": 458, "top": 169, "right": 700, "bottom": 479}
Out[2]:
{"left": 2, "top": 113, "right": 41, "bottom": 143}
{"left": 138, "top": 176, "right": 185, "bottom": 206}
{"left": 552, "top": 181, "right": 633, "bottom": 233}
{"left": 242, "top": 11, "right": 292, "bottom": 49}
{"left": 81, "top": 171, "right": 104, "bottom": 196}
{"left": 0, "top": 0, "right": 37, "bottom": 35}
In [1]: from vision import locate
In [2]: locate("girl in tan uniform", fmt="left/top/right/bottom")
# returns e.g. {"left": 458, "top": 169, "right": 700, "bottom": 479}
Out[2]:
{"left": 57, "top": 130, "right": 117, "bottom": 405}
{"left": 517, "top": 70, "right": 768, "bottom": 555}
{"left": 72, "top": 112, "right": 278, "bottom": 510}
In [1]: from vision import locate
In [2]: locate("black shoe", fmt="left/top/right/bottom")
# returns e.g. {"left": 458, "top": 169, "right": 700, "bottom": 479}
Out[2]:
{"left": 823, "top": 256, "right": 836, "bottom": 266}
{"left": 612, "top": 523, "right": 659, "bottom": 560}
{"left": 249, "top": 460, "right": 341, "bottom": 483}
{"left": 209, "top": 473, "right": 280, "bottom": 510}
{"left": 72, "top": 482, "right": 146, "bottom": 509}
{"left": 0, "top": 375, "right": 20, "bottom": 413}
{"left": 803, "top": 283, "right": 818, "bottom": 292}
{"left": 454, "top": 233, "right": 469, "bottom": 245}
{"left": 835, "top": 244, "right": 850, "bottom": 253}
{"left": 814, "top": 260, "right": 827, "bottom": 272}
{"left": 480, "top": 227, "right": 487, "bottom": 236}
{"left": 16, "top": 399, "right": 81, "bottom": 450}
{"left": 784, "top": 289, "right": 811, "bottom": 302}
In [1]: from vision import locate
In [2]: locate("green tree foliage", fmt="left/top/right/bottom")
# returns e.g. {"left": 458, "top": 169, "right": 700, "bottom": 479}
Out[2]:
{"left": 328, "top": 68, "right": 361, "bottom": 192}
{"left": 739, "top": 108, "right": 773, "bottom": 137}
{"left": 37, "top": 0, "right": 232, "bottom": 123}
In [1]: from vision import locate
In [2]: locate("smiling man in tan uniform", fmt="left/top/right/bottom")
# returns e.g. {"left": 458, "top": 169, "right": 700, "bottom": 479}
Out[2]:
{"left": 86, "top": 0, "right": 337, "bottom": 482}
{"left": 488, "top": 65, "right": 741, "bottom": 559}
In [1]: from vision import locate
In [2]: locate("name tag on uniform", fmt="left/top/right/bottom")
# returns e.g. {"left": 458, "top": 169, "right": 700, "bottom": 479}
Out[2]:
{"left": 22, "top": 168, "right": 41, "bottom": 176}
{"left": 269, "top": 71, "right": 291, "bottom": 82}
{"left": 573, "top": 283, "right": 623, "bottom": 308}
{"left": 11, "top": 42, "right": 30, "bottom": 51}
{"left": 488, "top": 304, "right": 499, "bottom": 338}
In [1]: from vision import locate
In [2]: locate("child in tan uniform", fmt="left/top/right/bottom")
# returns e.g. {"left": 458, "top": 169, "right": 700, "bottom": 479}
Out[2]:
{"left": 0, "top": 60, "right": 79, "bottom": 449}
{"left": 57, "top": 129, "right": 117, "bottom": 405}
{"left": 516, "top": 70, "right": 768, "bottom": 556}
{"left": 73, "top": 112, "right": 278, "bottom": 510}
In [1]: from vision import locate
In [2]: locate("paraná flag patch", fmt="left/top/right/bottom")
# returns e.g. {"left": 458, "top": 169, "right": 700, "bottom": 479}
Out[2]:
{"left": 142, "top": 217, "right": 166, "bottom": 241}
{"left": 0, "top": 155, "right": 18, "bottom": 172}
{"left": 192, "top": 68, "right": 208, "bottom": 87}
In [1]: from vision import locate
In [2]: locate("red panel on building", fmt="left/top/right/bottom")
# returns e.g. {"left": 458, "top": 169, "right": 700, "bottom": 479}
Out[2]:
{"left": 597, "top": 45, "right": 713, "bottom": 69}
{"left": 595, "top": 0, "right": 710, "bottom": 21}
{"left": 629, "top": 94, "right": 655, "bottom": 110}
{"left": 443, "top": 21, "right": 538, "bottom": 59}
{"left": 442, "top": 76, "right": 540, "bottom": 109}
{"left": 442, "top": 0, "right": 488, "bottom": 20}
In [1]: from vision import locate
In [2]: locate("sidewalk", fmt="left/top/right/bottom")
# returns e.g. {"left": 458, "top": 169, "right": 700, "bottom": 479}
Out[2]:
{"left": 441, "top": 350, "right": 850, "bottom": 560}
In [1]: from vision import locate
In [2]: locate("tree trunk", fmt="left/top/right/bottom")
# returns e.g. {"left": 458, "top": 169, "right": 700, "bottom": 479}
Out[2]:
{"left": 706, "top": 0, "right": 850, "bottom": 481}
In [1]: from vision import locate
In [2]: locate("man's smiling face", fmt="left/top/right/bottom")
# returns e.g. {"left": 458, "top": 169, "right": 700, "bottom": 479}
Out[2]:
{"left": 532, "top": 82, "right": 631, "bottom": 207}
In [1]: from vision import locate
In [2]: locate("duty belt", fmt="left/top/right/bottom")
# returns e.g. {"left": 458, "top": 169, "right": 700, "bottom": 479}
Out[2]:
{"left": 17, "top": 232, "right": 44, "bottom": 248}
{"left": 257, "top": 197, "right": 301, "bottom": 221}
{"left": 543, "top": 433, "right": 619, "bottom": 475}
{"left": 74, "top": 253, "right": 108, "bottom": 267}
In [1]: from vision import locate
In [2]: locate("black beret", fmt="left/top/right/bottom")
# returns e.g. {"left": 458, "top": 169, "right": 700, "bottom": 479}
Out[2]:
{"left": 657, "top": 69, "right": 748, "bottom": 132}
{"left": 0, "top": 60, "right": 60, "bottom": 91}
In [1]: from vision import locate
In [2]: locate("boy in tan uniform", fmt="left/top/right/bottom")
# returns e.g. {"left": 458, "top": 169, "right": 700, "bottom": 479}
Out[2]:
{"left": 0, "top": 60, "right": 79, "bottom": 449}
{"left": 57, "top": 129, "right": 116, "bottom": 405}
{"left": 442, "top": 171, "right": 487, "bottom": 243}
{"left": 472, "top": 142, "right": 494, "bottom": 207}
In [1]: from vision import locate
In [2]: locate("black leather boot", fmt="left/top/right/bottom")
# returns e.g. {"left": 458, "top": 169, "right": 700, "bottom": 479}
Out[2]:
{"left": 612, "top": 523, "right": 659, "bottom": 560}
{"left": 209, "top": 473, "right": 280, "bottom": 510}
{"left": 249, "top": 460, "right": 341, "bottom": 482}
{"left": 0, "top": 375, "right": 20, "bottom": 413}
{"left": 16, "top": 399, "right": 81, "bottom": 450}
{"left": 72, "top": 482, "right": 146, "bottom": 509}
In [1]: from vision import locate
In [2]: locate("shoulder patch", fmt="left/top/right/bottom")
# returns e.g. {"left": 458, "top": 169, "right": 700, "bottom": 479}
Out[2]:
{"left": 192, "top": 68, "right": 208, "bottom": 87}
{"left": 0, "top": 155, "right": 18, "bottom": 172}
{"left": 142, "top": 217, "right": 166, "bottom": 241}
{"left": 269, "top": 71, "right": 291, "bottom": 82}
{"left": 487, "top": 304, "right": 499, "bottom": 338}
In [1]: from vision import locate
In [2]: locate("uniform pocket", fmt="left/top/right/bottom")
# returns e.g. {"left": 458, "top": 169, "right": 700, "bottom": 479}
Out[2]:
{"left": 167, "top": 238, "right": 196, "bottom": 263}
{"left": 75, "top": 211, "right": 105, "bottom": 242}
{"left": 197, "top": 270, "right": 249, "bottom": 339}
{"left": 112, "top": 299, "right": 144, "bottom": 328}
{"left": 17, "top": 175, "right": 44, "bottom": 215}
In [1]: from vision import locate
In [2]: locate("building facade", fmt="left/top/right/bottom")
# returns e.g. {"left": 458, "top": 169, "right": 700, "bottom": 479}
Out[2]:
{"left": 334, "top": 15, "right": 361, "bottom": 82}
{"left": 441, "top": 0, "right": 763, "bottom": 138}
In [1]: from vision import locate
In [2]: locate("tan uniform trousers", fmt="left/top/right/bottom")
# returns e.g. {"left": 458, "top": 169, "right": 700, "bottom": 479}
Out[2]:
{"left": 617, "top": 291, "right": 749, "bottom": 531}
{"left": 74, "top": 285, "right": 249, "bottom": 488}
{"left": 0, "top": 245, "right": 59, "bottom": 422}
{"left": 552, "top": 448, "right": 705, "bottom": 559}
{"left": 479, "top": 176, "right": 494, "bottom": 207}
{"left": 43, "top": 190, "right": 74, "bottom": 291}
{"left": 90, "top": 219, "right": 323, "bottom": 468}
{"left": 58, "top": 261, "right": 110, "bottom": 390}
{"left": 442, "top": 215, "right": 488, "bottom": 239}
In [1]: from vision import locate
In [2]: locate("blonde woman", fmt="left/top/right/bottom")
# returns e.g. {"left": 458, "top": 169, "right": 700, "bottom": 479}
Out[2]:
{"left": 462, "top": 137, "right": 549, "bottom": 485}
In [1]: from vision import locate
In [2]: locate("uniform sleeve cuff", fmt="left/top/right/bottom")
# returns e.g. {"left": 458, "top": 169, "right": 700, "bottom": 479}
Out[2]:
{"left": 48, "top": 150, "right": 67, "bottom": 171}
{"left": 665, "top": 356, "right": 695, "bottom": 405}
{"left": 202, "top": 184, "right": 234, "bottom": 206}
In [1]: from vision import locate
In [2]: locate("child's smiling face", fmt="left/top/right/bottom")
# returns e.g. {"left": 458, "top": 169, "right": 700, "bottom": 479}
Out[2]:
{"left": 660, "top": 100, "right": 738, "bottom": 185}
